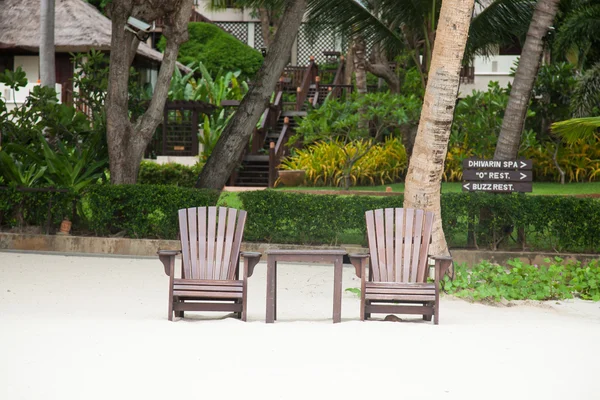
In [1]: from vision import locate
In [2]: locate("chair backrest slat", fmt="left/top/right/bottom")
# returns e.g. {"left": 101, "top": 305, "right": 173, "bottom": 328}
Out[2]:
{"left": 365, "top": 208, "right": 434, "bottom": 284}
{"left": 178, "top": 209, "right": 192, "bottom": 279}
{"left": 365, "top": 210, "right": 381, "bottom": 281}
{"left": 402, "top": 208, "right": 414, "bottom": 283}
{"left": 179, "top": 207, "right": 247, "bottom": 281}
{"left": 228, "top": 210, "right": 247, "bottom": 280}
{"left": 384, "top": 208, "right": 394, "bottom": 282}
{"left": 394, "top": 209, "right": 404, "bottom": 282}
{"left": 221, "top": 208, "right": 237, "bottom": 280}
{"left": 418, "top": 211, "right": 435, "bottom": 282}
{"left": 374, "top": 209, "right": 387, "bottom": 282}
{"left": 213, "top": 207, "right": 228, "bottom": 280}
{"left": 206, "top": 206, "right": 217, "bottom": 279}
{"left": 198, "top": 207, "right": 207, "bottom": 279}
{"left": 187, "top": 207, "right": 199, "bottom": 279}
{"left": 410, "top": 209, "right": 424, "bottom": 282}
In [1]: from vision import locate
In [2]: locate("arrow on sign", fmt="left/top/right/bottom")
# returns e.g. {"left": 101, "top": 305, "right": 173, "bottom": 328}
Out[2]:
{"left": 520, "top": 161, "right": 527, "bottom": 168}
{"left": 520, "top": 172, "right": 527, "bottom": 180}
{"left": 463, "top": 183, "right": 470, "bottom": 190}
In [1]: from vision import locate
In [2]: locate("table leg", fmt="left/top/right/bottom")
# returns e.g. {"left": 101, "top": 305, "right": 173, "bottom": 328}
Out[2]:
{"left": 274, "top": 261, "right": 278, "bottom": 321}
{"left": 333, "top": 257, "right": 342, "bottom": 323}
{"left": 266, "top": 256, "right": 275, "bottom": 323}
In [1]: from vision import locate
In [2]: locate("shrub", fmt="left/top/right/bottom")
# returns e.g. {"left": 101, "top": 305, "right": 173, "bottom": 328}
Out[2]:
{"left": 238, "top": 190, "right": 600, "bottom": 252}
{"left": 159, "top": 22, "right": 263, "bottom": 80}
{"left": 280, "top": 138, "right": 407, "bottom": 186}
{"left": 444, "top": 258, "right": 600, "bottom": 301}
{"left": 137, "top": 161, "right": 203, "bottom": 187}
{"left": 0, "top": 186, "right": 77, "bottom": 230}
{"left": 86, "top": 184, "right": 219, "bottom": 239}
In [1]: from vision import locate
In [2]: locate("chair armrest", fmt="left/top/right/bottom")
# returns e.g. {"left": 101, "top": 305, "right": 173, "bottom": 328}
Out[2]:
{"left": 429, "top": 255, "right": 453, "bottom": 280}
{"left": 158, "top": 250, "right": 181, "bottom": 276}
{"left": 348, "top": 253, "right": 369, "bottom": 278}
{"left": 241, "top": 251, "right": 262, "bottom": 278}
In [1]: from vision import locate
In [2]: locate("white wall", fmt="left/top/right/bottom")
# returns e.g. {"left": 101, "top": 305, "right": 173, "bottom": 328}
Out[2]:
{"left": 196, "top": 1, "right": 256, "bottom": 21}
{"left": 14, "top": 56, "right": 40, "bottom": 83}
{"left": 459, "top": 55, "right": 519, "bottom": 97}
{"left": 1, "top": 82, "right": 62, "bottom": 112}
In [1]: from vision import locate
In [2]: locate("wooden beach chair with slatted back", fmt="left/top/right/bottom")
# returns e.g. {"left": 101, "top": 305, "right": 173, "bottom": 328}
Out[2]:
{"left": 158, "top": 207, "right": 261, "bottom": 321}
{"left": 349, "top": 208, "right": 452, "bottom": 324}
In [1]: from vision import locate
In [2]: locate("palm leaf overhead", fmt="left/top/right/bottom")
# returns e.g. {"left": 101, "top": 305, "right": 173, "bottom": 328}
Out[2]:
{"left": 466, "top": 0, "right": 536, "bottom": 59}
{"left": 553, "top": 1, "right": 600, "bottom": 68}
{"left": 551, "top": 116, "right": 600, "bottom": 143}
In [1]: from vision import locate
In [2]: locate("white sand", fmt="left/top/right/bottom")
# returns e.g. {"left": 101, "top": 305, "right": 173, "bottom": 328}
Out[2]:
{"left": 1, "top": 251, "right": 599, "bottom": 400}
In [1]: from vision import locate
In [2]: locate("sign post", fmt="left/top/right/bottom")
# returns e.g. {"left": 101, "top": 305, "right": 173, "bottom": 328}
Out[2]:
{"left": 462, "top": 159, "right": 533, "bottom": 193}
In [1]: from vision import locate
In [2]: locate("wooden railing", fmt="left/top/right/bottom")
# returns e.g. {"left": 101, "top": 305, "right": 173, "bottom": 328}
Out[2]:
{"left": 268, "top": 116, "right": 292, "bottom": 187}
{"left": 296, "top": 57, "right": 318, "bottom": 111}
{"left": 329, "top": 55, "right": 346, "bottom": 99}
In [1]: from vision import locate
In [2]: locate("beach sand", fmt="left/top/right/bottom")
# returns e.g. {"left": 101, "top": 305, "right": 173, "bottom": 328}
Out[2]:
{"left": 1, "top": 251, "right": 599, "bottom": 400}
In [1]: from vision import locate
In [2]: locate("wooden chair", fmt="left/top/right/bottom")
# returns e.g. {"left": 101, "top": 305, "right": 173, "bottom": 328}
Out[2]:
{"left": 158, "top": 207, "right": 261, "bottom": 321}
{"left": 349, "top": 208, "right": 452, "bottom": 324}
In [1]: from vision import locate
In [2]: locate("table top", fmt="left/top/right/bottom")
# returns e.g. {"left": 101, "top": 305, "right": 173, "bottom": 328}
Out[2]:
{"left": 265, "top": 249, "right": 347, "bottom": 256}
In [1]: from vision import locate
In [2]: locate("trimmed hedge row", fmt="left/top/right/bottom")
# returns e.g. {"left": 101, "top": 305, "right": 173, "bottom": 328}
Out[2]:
{"left": 137, "top": 161, "right": 201, "bottom": 187}
{"left": 238, "top": 190, "right": 600, "bottom": 252}
{"left": 86, "top": 185, "right": 219, "bottom": 239}
{"left": 0, "top": 186, "right": 77, "bottom": 230}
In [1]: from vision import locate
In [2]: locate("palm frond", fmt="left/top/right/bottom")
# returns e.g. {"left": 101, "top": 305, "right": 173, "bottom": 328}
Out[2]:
{"left": 551, "top": 116, "right": 600, "bottom": 143}
{"left": 466, "top": 0, "right": 535, "bottom": 59}
{"left": 571, "top": 62, "right": 600, "bottom": 117}
{"left": 553, "top": 4, "right": 600, "bottom": 63}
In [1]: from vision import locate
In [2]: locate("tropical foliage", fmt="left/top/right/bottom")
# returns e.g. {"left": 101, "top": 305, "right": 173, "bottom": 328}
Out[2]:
{"left": 158, "top": 22, "right": 263, "bottom": 80}
{"left": 280, "top": 137, "right": 407, "bottom": 187}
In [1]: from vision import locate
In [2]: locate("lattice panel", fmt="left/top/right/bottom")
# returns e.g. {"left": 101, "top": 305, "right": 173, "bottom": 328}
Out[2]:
{"left": 165, "top": 110, "right": 194, "bottom": 156}
{"left": 215, "top": 22, "right": 248, "bottom": 44}
{"left": 254, "top": 23, "right": 264, "bottom": 50}
{"left": 296, "top": 24, "right": 337, "bottom": 66}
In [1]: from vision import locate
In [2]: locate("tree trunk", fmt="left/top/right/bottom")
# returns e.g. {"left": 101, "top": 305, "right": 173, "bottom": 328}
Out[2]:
{"left": 105, "top": 0, "right": 193, "bottom": 184}
{"left": 258, "top": 8, "right": 275, "bottom": 49}
{"left": 403, "top": 0, "right": 475, "bottom": 257}
{"left": 494, "top": 0, "right": 560, "bottom": 160}
{"left": 366, "top": 43, "right": 400, "bottom": 93}
{"left": 40, "top": 0, "right": 56, "bottom": 87}
{"left": 352, "top": 35, "right": 367, "bottom": 95}
{"left": 344, "top": 37, "right": 355, "bottom": 86}
{"left": 195, "top": 0, "right": 307, "bottom": 190}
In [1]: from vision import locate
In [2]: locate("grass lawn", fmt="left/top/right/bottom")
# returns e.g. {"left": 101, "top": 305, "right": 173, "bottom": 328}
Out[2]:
{"left": 276, "top": 182, "right": 600, "bottom": 195}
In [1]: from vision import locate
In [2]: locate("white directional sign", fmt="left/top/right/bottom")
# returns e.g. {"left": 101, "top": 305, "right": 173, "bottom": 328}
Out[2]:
{"left": 462, "top": 159, "right": 533, "bottom": 170}
{"left": 462, "top": 182, "right": 533, "bottom": 193}
{"left": 462, "top": 170, "right": 532, "bottom": 182}
{"left": 462, "top": 159, "right": 533, "bottom": 193}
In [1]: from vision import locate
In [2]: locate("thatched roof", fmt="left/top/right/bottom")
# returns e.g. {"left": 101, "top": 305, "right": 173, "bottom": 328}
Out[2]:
{"left": 0, "top": 0, "right": 163, "bottom": 64}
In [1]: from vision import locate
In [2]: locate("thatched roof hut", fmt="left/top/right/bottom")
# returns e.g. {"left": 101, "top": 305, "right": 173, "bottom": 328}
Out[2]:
{"left": 0, "top": 0, "right": 163, "bottom": 63}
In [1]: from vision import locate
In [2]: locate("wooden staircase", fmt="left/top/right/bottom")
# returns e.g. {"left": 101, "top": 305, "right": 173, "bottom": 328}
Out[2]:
{"left": 230, "top": 54, "right": 349, "bottom": 188}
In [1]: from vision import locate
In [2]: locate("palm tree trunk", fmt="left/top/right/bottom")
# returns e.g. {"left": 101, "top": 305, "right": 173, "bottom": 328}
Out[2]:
{"left": 196, "top": 0, "right": 307, "bottom": 190}
{"left": 403, "top": 0, "right": 475, "bottom": 256}
{"left": 40, "top": 0, "right": 55, "bottom": 87}
{"left": 352, "top": 35, "right": 367, "bottom": 94}
{"left": 494, "top": 0, "right": 560, "bottom": 160}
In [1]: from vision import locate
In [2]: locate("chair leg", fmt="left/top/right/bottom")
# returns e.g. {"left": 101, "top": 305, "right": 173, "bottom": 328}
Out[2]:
{"left": 241, "top": 299, "right": 247, "bottom": 322}
{"left": 423, "top": 302, "right": 433, "bottom": 321}
{"left": 434, "top": 301, "right": 439, "bottom": 325}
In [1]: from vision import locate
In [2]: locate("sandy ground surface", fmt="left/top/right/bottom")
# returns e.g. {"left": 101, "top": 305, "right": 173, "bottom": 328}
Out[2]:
{"left": 1, "top": 251, "right": 599, "bottom": 400}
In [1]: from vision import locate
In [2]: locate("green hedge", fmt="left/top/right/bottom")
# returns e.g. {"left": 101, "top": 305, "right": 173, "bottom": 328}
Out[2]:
{"left": 86, "top": 185, "right": 219, "bottom": 239}
{"left": 137, "top": 161, "right": 201, "bottom": 187}
{"left": 238, "top": 190, "right": 600, "bottom": 252}
{"left": 0, "top": 187, "right": 77, "bottom": 230}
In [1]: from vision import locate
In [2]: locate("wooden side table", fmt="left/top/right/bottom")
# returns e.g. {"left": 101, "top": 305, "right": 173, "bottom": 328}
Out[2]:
{"left": 265, "top": 249, "right": 347, "bottom": 323}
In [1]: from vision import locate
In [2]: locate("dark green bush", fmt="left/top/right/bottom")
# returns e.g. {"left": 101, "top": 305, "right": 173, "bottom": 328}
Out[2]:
{"left": 0, "top": 186, "right": 77, "bottom": 231}
{"left": 159, "top": 22, "right": 263, "bottom": 80}
{"left": 86, "top": 185, "right": 219, "bottom": 239}
{"left": 239, "top": 190, "right": 600, "bottom": 252}
{"left": 137, "top": 161, "right": 202, "bottom": 187}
